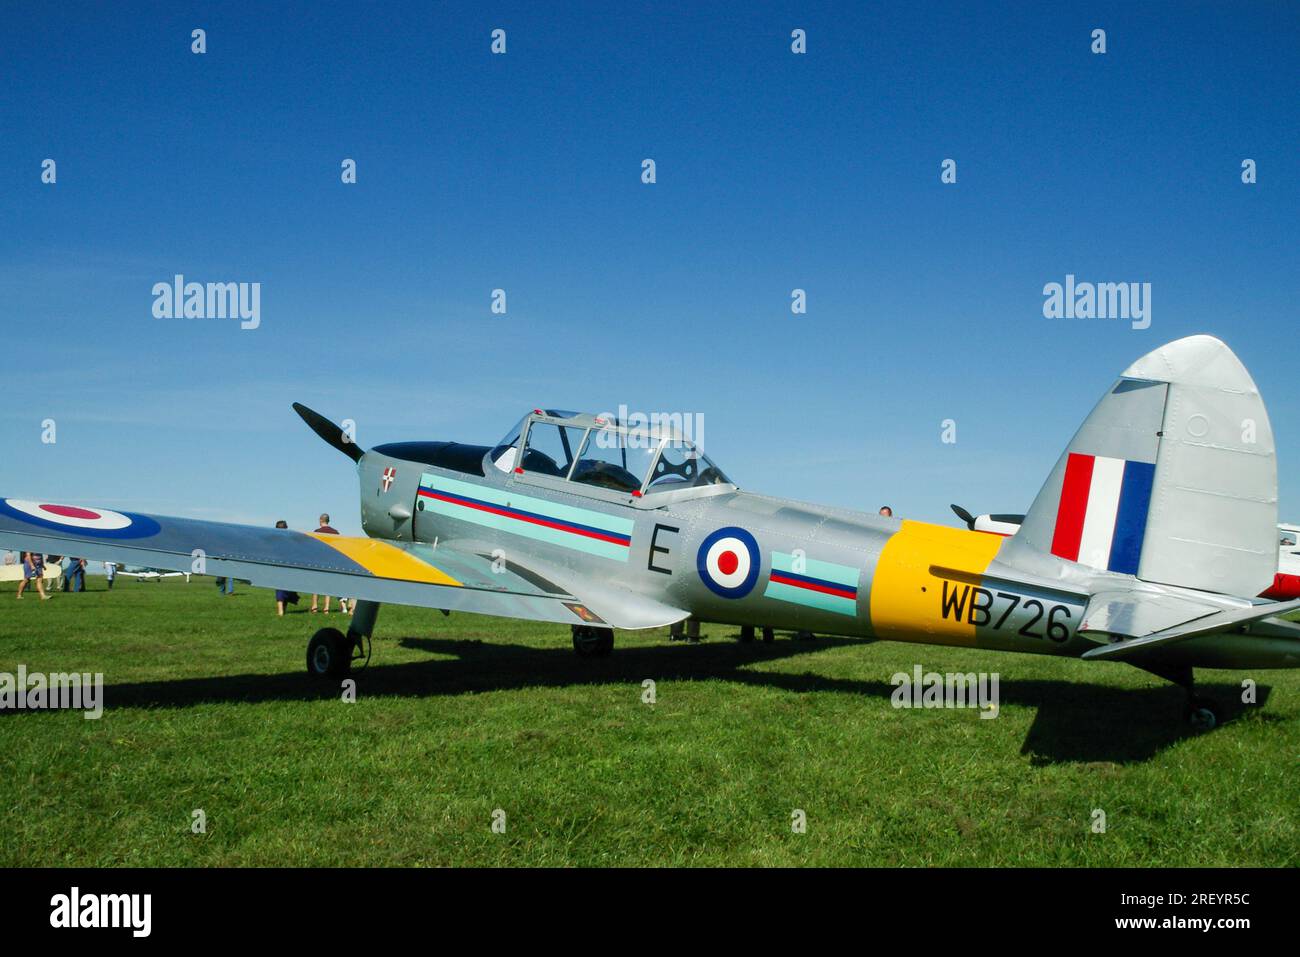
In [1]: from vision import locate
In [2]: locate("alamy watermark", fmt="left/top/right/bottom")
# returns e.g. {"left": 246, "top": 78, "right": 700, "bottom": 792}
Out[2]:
{"left": 890, "top": 664, "right": 1000, "bottom": 719}
{"left": 152, "top": 274, "right": 261, "bottom": 330}
{"left": 0, "top": 666, "right": 103, "bottom": 719}
{"left": 593, "top": 405, "right": 705, "bottom": 452}
{"left": 50, "top": 887, "right": 150, "bottom": 937}
{"left": 1042, "top": 274, "right": 1150, "bottom": 330}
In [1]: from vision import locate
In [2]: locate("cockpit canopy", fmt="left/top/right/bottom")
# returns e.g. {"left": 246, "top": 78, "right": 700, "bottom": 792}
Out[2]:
{"left": 490, "top": 410, "right": 732, "bottom": 497}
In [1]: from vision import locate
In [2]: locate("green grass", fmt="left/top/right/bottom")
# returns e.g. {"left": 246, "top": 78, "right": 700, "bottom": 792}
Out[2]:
{"left": 0, "top": 578, "right": 1296, "bottom": 866}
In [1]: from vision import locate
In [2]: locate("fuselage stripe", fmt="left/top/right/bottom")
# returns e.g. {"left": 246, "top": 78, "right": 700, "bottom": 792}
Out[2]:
{"left": 417, "top": 487, "right": 631, "bottom": 547}
{"left": 769, "top": 570, "right": 857, "bottom": 600}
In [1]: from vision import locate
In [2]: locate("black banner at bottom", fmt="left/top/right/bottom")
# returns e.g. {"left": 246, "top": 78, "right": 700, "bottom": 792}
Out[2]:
{"left": 0, "top": 867, "right": 1289, "bottom": 942}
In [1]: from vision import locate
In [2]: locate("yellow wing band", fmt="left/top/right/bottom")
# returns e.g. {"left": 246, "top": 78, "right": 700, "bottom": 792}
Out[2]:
{"left": 310, "top": 534, "right": 461, "bottom": 586}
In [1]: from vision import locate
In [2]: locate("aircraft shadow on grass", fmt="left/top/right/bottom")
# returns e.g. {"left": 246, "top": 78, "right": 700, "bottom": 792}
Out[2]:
{"left": 10, "top": 631, "right": 1275, "bottom": 764}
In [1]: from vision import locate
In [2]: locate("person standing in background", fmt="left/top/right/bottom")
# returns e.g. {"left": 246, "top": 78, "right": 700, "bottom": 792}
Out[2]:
{"left": 104, "top": 561, "right": 117, "bottom": 590}
{"left": 273, "top": 520, "right": 299, "bottom": 616}
{"left": 16, "top": 552, "right": 50, "bottom": 600}
{"left": 69, "top": 557, "right": 86, "bottom": 593}
{"left": 311, "top": 513, "right": 339, "bottom": 613}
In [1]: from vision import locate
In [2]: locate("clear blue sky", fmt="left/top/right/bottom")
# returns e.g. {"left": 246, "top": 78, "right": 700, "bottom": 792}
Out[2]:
{"left": 2, "top": 1, "right": 1297, "bottom": 535}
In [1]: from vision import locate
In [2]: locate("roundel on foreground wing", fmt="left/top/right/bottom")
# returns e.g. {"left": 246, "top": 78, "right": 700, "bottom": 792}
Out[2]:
{"left": 696, "top": 526, "right": 761, "bottom": 599}
{"left": 0, "top": 498, "right": 161, "bottom": 539}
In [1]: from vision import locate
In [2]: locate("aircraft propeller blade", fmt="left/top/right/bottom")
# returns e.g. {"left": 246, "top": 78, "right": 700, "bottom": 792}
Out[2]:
{"left": 293, "top": 402, "right": 364, "bottom": 462}
{"left": 950, "top": 504, "right": 976, "bottom": 529}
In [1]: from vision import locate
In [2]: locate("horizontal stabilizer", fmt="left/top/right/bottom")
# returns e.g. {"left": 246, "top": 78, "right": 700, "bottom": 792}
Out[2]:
{"left": 1081, "top": 597, "right": 1300, "bottom": 660}
{"left": 1079, "top": 590, "right": 1224, "bottom": 639}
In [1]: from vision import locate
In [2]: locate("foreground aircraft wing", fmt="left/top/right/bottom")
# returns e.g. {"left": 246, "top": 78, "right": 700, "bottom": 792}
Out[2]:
{"left": 0, "top": 498, "right": 685, "bottom": 630}
{"left": 1079, "top": 590, "right": 1300, "bottom": 660}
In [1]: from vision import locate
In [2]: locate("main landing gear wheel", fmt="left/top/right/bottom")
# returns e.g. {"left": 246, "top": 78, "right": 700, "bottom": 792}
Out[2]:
{"left": 572, "top": 625, "right": 614, "bottom": 657}
{"left": 307, "top": 627, "right": 354, "bottom": 678}
{"left": 1186, "top": 696, "right": 1220, "bottom": 732}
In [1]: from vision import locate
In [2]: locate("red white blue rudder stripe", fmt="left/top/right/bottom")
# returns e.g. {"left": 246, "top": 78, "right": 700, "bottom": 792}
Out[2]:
{"left": 1050, "top": 453, "right": 1156, "bottom": 574}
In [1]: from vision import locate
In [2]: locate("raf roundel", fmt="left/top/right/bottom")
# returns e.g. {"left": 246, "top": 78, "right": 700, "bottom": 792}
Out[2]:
{"left": 0, "top": 499, "right": 161, "bottom": 539}
{"left": 697, "top": 526, "right": 761, "bottom": 599}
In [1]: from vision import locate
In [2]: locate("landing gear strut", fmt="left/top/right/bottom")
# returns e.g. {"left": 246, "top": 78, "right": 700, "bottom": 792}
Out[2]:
{"left": 307, "top": 600, "right": 380, "bottom": 678}
{"left": 573, "top": 624, "right": 614, "bottom": 657}
{"left": 1131, "top": 660, "right": 1220, "bottom": 731}
{"left": 668, "top": 619, "right": 702, "bottom": 643}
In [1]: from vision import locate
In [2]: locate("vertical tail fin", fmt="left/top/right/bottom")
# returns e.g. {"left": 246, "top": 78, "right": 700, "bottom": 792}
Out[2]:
{"left": 1004, "top": 335, "right": 1277, "bottom": 597}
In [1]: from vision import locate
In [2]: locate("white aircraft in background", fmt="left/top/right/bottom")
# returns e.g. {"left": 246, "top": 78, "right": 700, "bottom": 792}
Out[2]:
{"left": 952, "top": 506, "right": 1300, "bottom": 600}
{"left": 118, "top": 565, "right": 191, "bottom": 583}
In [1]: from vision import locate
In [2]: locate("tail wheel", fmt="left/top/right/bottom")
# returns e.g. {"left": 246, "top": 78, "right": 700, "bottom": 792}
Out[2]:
{"left": 307, "top": 627, "right": 353, "bottom": 678}
{"left": 1186, "top": 697, "right": 1219, "bottom": 732}
{"left": 573, "top": 625, "right": 614, "bottom": 657}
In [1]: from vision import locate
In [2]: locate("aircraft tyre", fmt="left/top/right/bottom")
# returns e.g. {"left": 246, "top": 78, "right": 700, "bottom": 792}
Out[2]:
{"left": 1185, "top": 696, "right": 1219, "bottom": 732}
{"left": 307, "top": 627, "right": 353, "bottom": 678}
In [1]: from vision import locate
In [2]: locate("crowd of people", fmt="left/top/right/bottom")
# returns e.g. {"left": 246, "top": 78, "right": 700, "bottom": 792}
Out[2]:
{"left": 7, "top": 510, "right": 353, "bottom": 619}
{"left": 7, "top": 552, "right": 101, "bottom": 600}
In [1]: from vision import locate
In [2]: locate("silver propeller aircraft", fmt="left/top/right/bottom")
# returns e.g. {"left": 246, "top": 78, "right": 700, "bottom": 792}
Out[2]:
{"left": 3, "top": 335, "right": 1298, "bottom": 729}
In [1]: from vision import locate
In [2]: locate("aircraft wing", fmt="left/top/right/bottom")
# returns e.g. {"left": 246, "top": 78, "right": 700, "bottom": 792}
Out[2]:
{"left": 0, "top": 498, "right": 685, "bottom": 630}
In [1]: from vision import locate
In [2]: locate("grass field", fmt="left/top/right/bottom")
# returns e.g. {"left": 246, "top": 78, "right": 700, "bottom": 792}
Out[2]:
{"left": 0, "top": 577, "right": 1296, "bottom": 867}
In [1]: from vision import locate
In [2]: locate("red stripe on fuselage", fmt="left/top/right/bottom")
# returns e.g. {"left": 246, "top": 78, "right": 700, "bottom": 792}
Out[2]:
{"left": 1051, "top": 452, "right": 1093, "bottom": 561}
{"left": 769, "top": 571, "right": 857, "bottom": 600}
{"left": 417, "top": 488, "right": 630, "bottom": 547}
